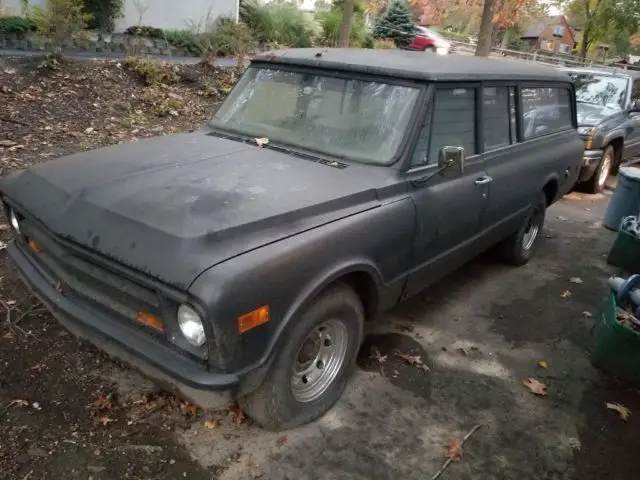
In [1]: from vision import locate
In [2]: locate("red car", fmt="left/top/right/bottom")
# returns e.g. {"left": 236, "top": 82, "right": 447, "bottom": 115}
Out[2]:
{"left": 407, "top": 26, "right": 454, "bottom": 55}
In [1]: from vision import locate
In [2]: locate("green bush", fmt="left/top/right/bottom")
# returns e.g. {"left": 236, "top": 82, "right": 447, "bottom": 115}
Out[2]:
{"left": 125, "top": 25, "right": 164, "bottom": 38}
{"left": 122, "top": 56, "right": 180, "bottom": 85}
{"left": 0, "top": 16, "right": 36, "bottom": 34}
{"left": 242, "top": 1, "right": 314, "bottom": 48}
{"left": 315, "top": 10, "right": 368, "bottom": 47}
{"left": 27, "top": 0, "right": 93, "bottom": 54}
{"left": 163, "top": 29, "right": 200, "bottom": 55}
{"left": 83, "top": 0, "right": 123, "bottom": 32}
{"left": 373, "top": 0, "right": 416, "bottom": 47}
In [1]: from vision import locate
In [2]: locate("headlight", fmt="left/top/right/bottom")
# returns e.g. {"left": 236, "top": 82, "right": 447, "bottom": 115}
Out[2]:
{"left": 578, "top": 126, "right": 596, "bottom": 137}
{"left": 177, "top": 304, "right": 206, "bottom": 347}
{"left": 9, "top": 209, "right": 20, "bottom": 235}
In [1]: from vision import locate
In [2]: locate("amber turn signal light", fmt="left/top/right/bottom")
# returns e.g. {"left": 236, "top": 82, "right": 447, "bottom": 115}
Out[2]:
{"left": 136, "top": 311, "right": 164, "bottom": 332}
{"left": 238, "top": 305, "right": 270, "bottom": 334}
{"left": 28, "top": 240, "right": 43, "bottom": 253}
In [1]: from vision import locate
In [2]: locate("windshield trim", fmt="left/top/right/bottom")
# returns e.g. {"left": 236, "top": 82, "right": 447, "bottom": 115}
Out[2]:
{"left": 208, "top": 64, "right": 427, "bottom": 167}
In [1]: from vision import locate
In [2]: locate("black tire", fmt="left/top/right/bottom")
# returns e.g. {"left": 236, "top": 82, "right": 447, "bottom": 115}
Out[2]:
{"left": 500, "top": 193, "right": 547, "bottom": 266}
{"left": 584, "top": 145, "right": 614, "bottom": 194}
{"left": 239, "top": 283, "right": 364, "bottom": 431}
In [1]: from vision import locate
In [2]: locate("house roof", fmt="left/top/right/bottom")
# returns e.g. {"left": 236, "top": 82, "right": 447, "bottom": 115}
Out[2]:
{"left": 252, "top": 48, "right": 572, "bottom": 83}
{"left": 521, "top": 15, "right": 575, "bottom": 42}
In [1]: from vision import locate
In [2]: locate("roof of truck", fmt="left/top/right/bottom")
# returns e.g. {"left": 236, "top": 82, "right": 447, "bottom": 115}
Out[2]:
{"left": 251, "top": 48, "right": 571, "bottom": 83}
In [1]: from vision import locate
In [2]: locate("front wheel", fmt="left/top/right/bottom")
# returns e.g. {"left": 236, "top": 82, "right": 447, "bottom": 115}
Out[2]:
{"left": 584, "top": 145, "right": 614, "bottom": 194}
{"left": 500, "top": 193, "right": 547, "bottom": 266}
{"left": 239, "top": 283, "right": 364, "bottom": 431}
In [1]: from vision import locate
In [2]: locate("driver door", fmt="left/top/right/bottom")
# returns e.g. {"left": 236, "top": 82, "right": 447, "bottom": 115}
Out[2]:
{"left": 404, "top": 86, "right": 489, "bottom": 298}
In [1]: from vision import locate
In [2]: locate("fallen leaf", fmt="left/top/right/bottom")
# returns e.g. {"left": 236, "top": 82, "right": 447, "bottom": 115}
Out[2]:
{"left": 204, "top": 419, "right": 217, "bottom": 429}
{"left": 254, "top": 137, "right": 269, "bottom": 147}
{"left": 561, "top": 290, "right": 572, "bottom": 298}
{"left": 369, "top": 346, "right": 387, "bottom": 364}
{"left": 582, "top": 311, "right": 593, "bottom": 318}
{"left": 538, "top": 360, "right": 548, "bottom": 369}
{"left": 276, "top": 435, "right": 287, "bottom": 447}
{"left": 395, "top": 323, "right": 415, "bottom": 333}
{"left": 8, "top": 399, "right": 29, "bottom": 408}
{"left": 98, "top": 416, "right": 113, "bottom": 426}
{"left": 606, "top": 402, "right": 631, "bottom": 421}
{"left": 85, "top": 127, "right": 95, "bottom": 134}
{"left": 32, "top": 402, "right": 41, "bottom": 410}
{"left": 229, "top": 405, "right": 246, "bottom": 426}
{"left": 446, "top": 439, "right": 463, "bottom": 462}
{"left": 395, "top": 352, "right": 430, "bottom": 372}
{"left": 523, "top": 378, "right": 548, "bottom": 396}
{"left": 556, "top": 216, "right": 568, "bottom": 221}
{"left": 180, "top": 402, "right": 199, "bottom": 417}
{"left": 569, "top": 277, "right": 583, "bottom": 284}
{"left": 89, "top": 396, "right": 112, "bottom": 411}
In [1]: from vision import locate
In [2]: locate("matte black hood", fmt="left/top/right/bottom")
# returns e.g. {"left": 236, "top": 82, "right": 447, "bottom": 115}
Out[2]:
{"left": 0, "top": 132, "right": 383, "bottom": 289}
{"left": 576, "top": 102, "right": 620, "bottom": 126}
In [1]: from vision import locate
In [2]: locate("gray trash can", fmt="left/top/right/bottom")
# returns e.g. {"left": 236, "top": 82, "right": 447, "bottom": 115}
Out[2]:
{"left": 603, "top": 166, "right": 640, "bottom": 231}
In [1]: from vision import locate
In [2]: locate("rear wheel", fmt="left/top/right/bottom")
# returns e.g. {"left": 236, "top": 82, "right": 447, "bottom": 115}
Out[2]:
{"left": 584, "top": 145, "right": 614, "bottom": 194}
{"left": 239, "top": 283, "right": 364, "bottom": 431}
{"left": 500, "top": 193, "right": 547, "bottom": 266}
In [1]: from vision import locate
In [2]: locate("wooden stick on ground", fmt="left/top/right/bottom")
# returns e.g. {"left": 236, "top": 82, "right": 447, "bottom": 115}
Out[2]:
{"left": 430, "top": 424, "right": 482, "bottom": 480}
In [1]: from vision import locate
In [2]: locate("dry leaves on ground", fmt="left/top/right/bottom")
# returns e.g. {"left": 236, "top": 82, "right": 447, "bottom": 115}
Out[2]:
{"left": 254, "top": 137, "right": 269, "bottom": 147}
{"left": 369, "top": 346, "right": 387, "bottom": 363}
{"left": 523, "top": 378, "right": 548, "bottom": 396}
{"left": 98, "top": 416, "right": 113, "bottom": 426}
{"left": 537, "top": 360, "right": 548, "bottom": 369}
{"left": 606, "top": 402, "right": 631, "bottom": 421}
{"left": 7, "top": 399, "right": 29, "bottom": 408}
{"left": 446, "top": 439, "right": 463, "bottom": 462}
{"left": 395, "top": 351, "right": 430, "bottom": 372}
{"left": 228, "top": 404, "right": 246, "bottom": 426}
{"left": 204, "top": 419, "right": 218, "bottom": 429}
{"left": 561, "top": 290, "right": 572, "bottom": 298}
{"left": 276, "top": 435, "right": 287, "bottom": 447}
{"left": 395, "top": 323, "right": 415, "bottom": 333}
{"left": 569, "top": 277, "right": 583, "bottom": 284}
{"left": 179, "top": 402, "right": 199, "bottom": 417}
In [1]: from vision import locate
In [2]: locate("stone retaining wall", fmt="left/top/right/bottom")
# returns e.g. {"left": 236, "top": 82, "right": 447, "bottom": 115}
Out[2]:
{"left": 0, "top": 32, "right": 199, "bottom": 57}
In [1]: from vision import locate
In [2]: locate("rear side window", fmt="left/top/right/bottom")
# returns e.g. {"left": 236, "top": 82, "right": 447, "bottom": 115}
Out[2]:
{"left": 429, "top": 88, "right": 477, "bottom": 161}
{"left": 483, "top": 87, "right": 510, "bottom": 150}
{"left": 521, "top": 87, "right": 572, "bottom": 139}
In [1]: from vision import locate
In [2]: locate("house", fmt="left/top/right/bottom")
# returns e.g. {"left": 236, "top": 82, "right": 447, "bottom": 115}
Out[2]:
{"left": 1, "top": 0, "right": 239, "bottom": 31}
{"left": 520, "top": 15, "right": 577, "bottom": 54}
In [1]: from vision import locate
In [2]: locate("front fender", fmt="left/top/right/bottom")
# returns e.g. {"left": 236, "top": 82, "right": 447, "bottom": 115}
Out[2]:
{"left": 188, "top": 198, "right": 416, "bottom": 386}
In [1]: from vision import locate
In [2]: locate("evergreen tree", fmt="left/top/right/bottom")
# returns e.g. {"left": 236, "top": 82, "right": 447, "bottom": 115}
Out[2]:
{"left": 373, "top": 0, "right": 416, "bottom": 47}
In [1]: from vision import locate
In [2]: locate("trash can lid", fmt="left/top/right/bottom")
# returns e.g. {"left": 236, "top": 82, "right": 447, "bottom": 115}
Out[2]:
{"left": 620, "top": 166, "right": 640, "bottom": 181}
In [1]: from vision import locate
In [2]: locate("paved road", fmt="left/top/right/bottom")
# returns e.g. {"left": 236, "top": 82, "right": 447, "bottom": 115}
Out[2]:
{"left": 0, "top": 48, "right": 240, "bottom": 67}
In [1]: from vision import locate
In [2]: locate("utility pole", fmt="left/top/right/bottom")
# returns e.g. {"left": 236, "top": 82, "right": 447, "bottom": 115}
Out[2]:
{"left": 475, "top": 0, "right": 495, "bottom": 56}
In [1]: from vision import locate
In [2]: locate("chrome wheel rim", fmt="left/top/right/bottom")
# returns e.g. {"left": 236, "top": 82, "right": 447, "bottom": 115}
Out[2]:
{"left": 522, "top": 212, "right": 541, "bottom": 251}
{"left": 598, "top": 153, "right": 612, "bottom": 188}
{"left": 290, "top": 319, "right": 348, "bottom": 403}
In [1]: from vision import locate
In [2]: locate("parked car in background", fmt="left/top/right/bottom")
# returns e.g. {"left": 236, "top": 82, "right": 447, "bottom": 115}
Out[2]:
{"left": 564, "top": 68, "right": 640, "bottom": 193}
{"left": 407, "top": 26, "right": 454, "bottom": 54}
{"left": 1, "top": 49, "right": 582, "bottom": 432}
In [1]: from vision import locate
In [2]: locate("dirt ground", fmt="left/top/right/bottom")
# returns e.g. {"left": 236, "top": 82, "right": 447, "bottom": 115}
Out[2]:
{"left": 2, "top": 57, "right": 640, "bottom": 480}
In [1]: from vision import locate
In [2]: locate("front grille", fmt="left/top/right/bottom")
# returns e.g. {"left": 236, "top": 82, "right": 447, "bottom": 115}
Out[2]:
{"left": 20, "top": 219, "right": 163, "bottom": 326}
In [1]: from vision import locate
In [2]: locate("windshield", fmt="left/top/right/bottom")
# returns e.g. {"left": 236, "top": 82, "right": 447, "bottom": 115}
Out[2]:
{"left": 209, "top": 67, "right": 420, "bottom": 165}
{"left": 568, "top": 72, "right": 629, "bottom": 109}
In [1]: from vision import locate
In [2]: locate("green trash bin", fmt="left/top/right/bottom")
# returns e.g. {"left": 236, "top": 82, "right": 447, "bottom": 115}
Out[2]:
{"left": 590, "top": 292, "right": 640, "bottom": 385}
{"left": 607, "top": 228, "right": 640, "bottom": 274}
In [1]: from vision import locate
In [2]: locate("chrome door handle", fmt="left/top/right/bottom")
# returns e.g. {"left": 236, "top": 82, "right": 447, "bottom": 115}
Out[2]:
{"left": 474, "top": 176, "right": 493, "bottom": 186}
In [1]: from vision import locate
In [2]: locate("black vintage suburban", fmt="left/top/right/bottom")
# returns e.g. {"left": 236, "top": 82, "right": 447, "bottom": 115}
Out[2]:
{"left": 564, "top": 67, "right": 640, "bottom": 193}
{"left": 1, "top": 49, "right": 583, "bottom": 430}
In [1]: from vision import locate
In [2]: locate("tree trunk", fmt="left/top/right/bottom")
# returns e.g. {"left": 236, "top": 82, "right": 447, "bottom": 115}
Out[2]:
{"left": 475, "top": 0, "right": 494, "bottom": 57}
{"left": 338, "top": 0, "right": 355, "bottom": 48}
{"left": 579, "top": 24, "right": 590, "bottom": 59}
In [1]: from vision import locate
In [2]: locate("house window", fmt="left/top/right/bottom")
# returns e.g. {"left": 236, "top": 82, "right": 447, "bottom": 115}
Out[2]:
{"left": 541, "top": 40, "right": 555, "bottom": 51}
{"left": 553, "top": 25, "right": 566, "bottom": 36}
{"left": 559, "top": 43, "right": 570, "bottom": 54}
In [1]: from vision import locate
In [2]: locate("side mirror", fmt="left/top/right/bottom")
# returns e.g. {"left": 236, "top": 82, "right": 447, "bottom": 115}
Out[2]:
{"left": 439, "top": 146, "right": 465, "bottom": 175}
